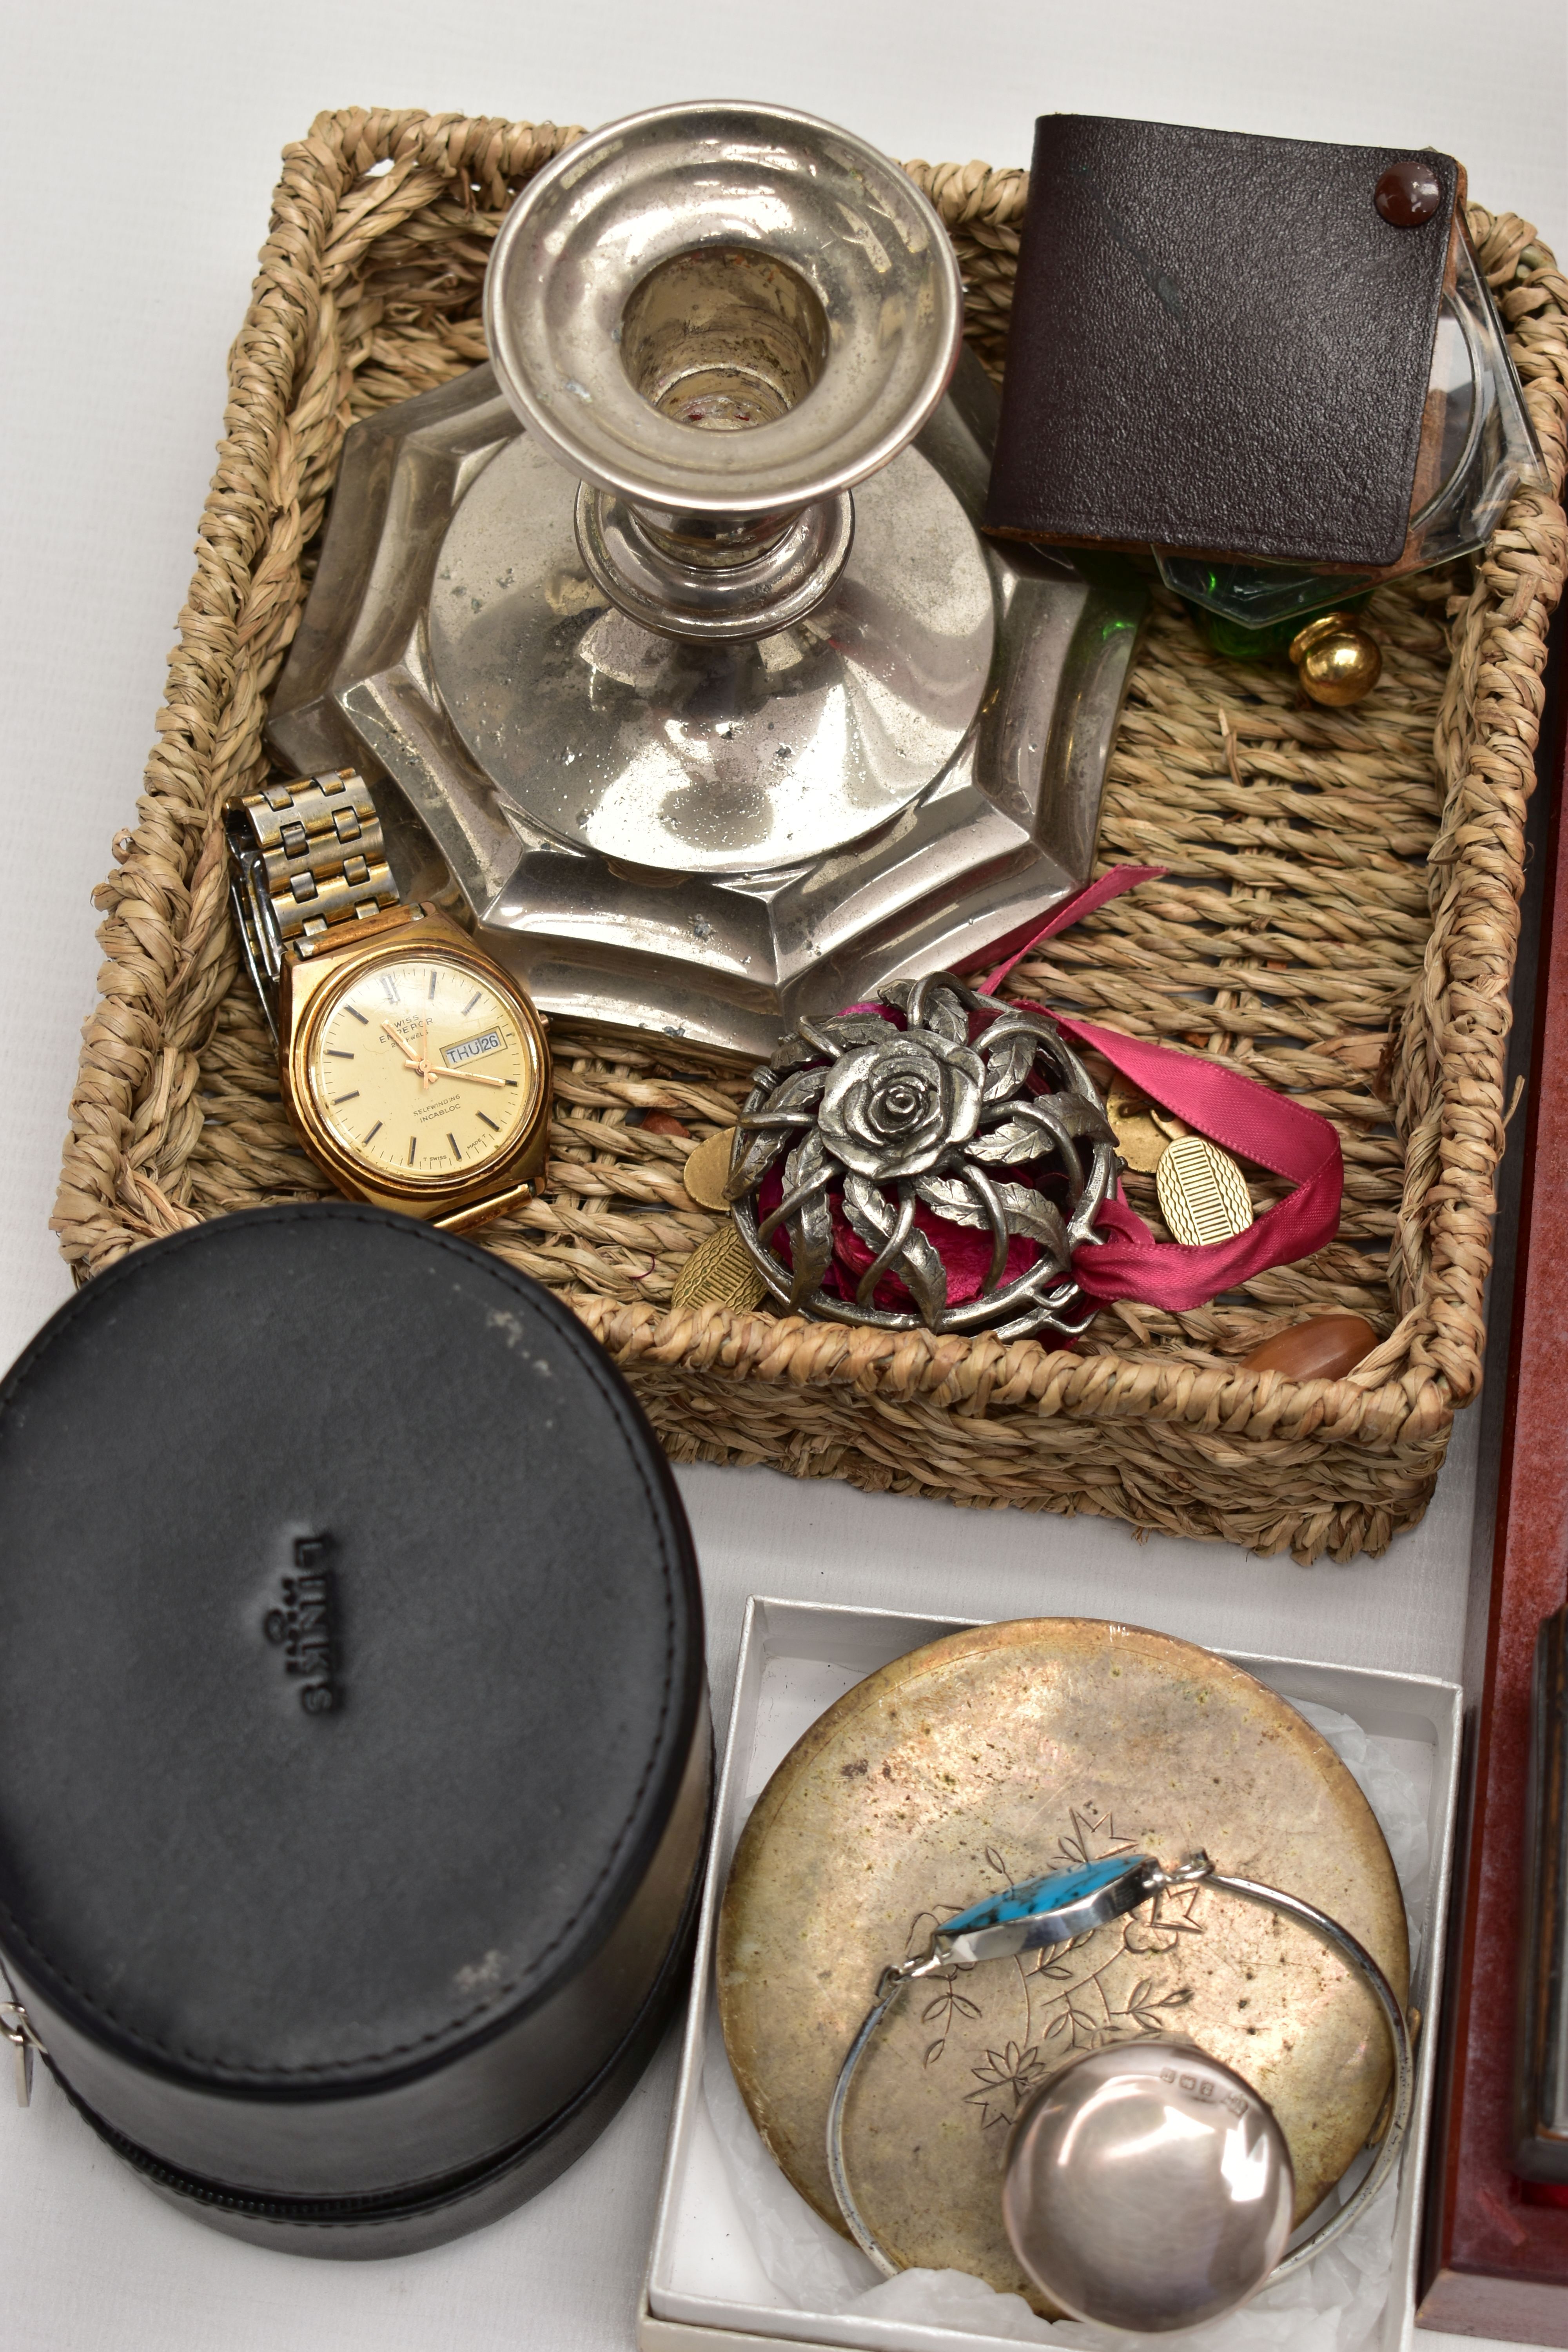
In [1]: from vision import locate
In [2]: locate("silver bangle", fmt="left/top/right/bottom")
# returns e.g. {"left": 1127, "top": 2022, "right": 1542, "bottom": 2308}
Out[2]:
{"left": 826, "top": 1849, "right": 1413, "bottom": 2286}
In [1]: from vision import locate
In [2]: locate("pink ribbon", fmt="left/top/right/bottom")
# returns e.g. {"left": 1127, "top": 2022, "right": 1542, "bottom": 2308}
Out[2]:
{"left": 963, "top": 868, "right": 1344, "bottom": 1313}
{"left": 974, "top": 865, "right": 1171, "bottom": 996}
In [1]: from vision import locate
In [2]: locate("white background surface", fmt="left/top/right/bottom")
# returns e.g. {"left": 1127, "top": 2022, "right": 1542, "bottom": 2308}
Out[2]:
{"left": 3, "top": 4, "right": 1565, "bottom": 2347}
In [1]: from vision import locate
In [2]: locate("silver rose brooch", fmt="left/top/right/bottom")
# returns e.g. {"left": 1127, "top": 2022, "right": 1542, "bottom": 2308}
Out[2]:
{"left": 724, "top": 973, "right": 1118, "bottom": 1340}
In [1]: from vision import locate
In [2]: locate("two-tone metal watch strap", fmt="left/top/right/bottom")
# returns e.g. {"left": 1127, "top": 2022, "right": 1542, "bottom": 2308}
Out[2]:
{"left": 224, "top": 769, "right": 399, "bottom": 1034}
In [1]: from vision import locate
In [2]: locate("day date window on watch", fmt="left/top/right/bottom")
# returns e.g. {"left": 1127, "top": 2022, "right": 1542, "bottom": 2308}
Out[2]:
{"left": 442, "top": 1029, "right": 505, "bottom": 1069}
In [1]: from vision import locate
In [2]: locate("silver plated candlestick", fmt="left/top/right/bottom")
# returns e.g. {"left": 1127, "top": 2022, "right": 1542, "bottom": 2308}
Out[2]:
{"left": 269, "top": 102, "right": 1146, "bottom": 1060}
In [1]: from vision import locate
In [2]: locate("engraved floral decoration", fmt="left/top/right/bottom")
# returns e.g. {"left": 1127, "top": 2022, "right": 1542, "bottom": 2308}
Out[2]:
{"left": 724, "top": 972, "right": 1118, "bottom": 1340}
{"left": 907, "top": 1807, "right": 1204, "bottom": 2134}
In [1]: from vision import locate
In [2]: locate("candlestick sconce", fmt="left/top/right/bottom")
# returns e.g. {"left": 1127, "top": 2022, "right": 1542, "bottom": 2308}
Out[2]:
{"left": 269, "top": 103, "right": 1145, "bottom": 1060}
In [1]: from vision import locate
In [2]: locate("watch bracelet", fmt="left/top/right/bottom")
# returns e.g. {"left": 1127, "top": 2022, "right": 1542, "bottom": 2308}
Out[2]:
{"left": 225, "top": 770, "right": 400, "bottom": 1019}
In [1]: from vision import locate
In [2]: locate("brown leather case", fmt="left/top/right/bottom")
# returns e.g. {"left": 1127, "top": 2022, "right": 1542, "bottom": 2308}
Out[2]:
{"left": 985, "top": 114, "right": 1461, "bottom": 570}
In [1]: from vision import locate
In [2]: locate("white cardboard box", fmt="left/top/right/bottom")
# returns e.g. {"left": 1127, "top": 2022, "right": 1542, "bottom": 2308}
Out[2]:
{"left": 640, "top": 1596, "right": 1463, "bottom": 2352}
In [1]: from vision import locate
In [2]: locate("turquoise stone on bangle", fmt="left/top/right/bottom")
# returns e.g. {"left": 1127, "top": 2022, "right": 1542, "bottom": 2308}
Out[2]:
{"left": 939, "top": 1852, "right": 1152, "bottom": 1941}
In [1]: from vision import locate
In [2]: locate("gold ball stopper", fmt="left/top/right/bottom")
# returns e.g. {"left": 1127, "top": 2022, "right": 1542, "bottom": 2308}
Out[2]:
{"left": 1289, "top": 612, "right": 1383, "bottom": 706}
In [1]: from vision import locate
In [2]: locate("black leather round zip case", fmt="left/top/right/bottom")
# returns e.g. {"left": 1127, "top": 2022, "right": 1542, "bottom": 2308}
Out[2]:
{"left": 0, "top": 1205, "right": 708, "bottom": 2257}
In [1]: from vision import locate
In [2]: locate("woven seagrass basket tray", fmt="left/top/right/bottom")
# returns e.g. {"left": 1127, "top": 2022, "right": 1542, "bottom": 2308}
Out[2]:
{"left": 51, "top": 109, "right": 1568, "bottom": 1563}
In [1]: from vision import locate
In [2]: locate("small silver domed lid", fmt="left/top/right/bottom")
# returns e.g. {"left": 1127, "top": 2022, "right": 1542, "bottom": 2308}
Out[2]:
{"left": 1003, "top": 2039, "right": 1295, "bottom": 2334}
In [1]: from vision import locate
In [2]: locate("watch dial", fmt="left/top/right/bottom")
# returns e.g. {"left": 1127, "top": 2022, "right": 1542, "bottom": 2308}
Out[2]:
{"left": 307, "top": 957, "right": 539, "bottom": 1184}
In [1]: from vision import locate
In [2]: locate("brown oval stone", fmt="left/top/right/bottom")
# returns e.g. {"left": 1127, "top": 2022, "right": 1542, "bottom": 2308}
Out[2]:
{"left": 641, "top": 1110, "right": 691, "bottom": 1138}
{"left": 1241, "top": 1313, "right": 1378, "bottom": 1382}
{"left": 1374, "top": 160, "right": 1441, "bottom": 228}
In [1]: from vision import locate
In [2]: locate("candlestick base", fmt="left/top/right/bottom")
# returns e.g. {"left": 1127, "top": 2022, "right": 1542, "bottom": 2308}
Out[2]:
{"left": 270, "top": 353, "right": 1144, "bottom": 1060}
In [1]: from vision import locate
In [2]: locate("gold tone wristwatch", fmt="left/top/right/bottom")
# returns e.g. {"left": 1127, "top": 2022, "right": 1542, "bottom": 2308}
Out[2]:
{"left": 225, "top": 769, "right": 551, "bottom": 1232}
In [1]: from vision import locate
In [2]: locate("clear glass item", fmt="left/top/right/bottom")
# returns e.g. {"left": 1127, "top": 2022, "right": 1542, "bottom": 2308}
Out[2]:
{"left": 1160, "top": 225, "right": 1551, "bottom": 636}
